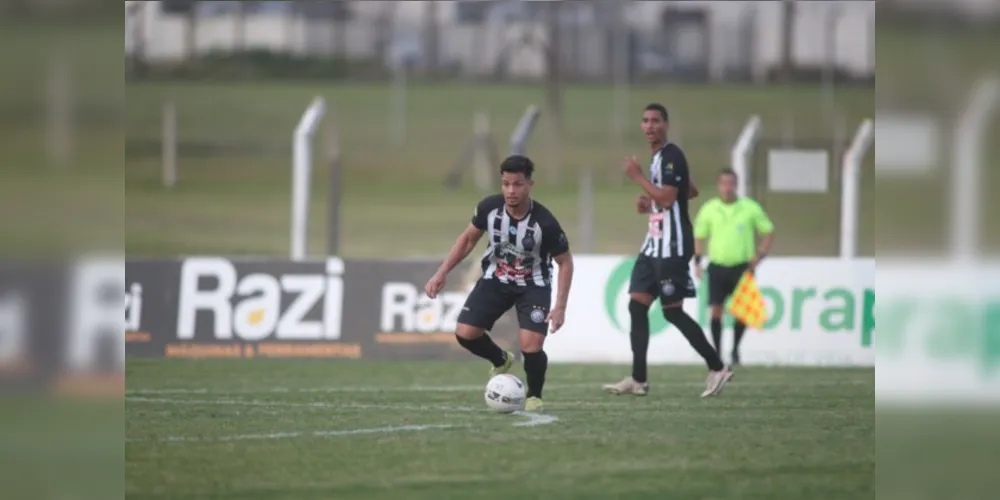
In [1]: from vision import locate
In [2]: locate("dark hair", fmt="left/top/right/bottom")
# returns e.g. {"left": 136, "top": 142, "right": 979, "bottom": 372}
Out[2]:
{"left": 644, "top": 103, "right": 668, "bottom": 121}
{"left": 500, "top": 155, "right": 534, "bottom": 179}
{"left": 718, "top": 168, "right": 738, "bottom": 181}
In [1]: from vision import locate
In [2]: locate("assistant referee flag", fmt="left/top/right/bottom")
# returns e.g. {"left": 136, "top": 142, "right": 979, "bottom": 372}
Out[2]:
{"left": 727, "top": 271, "right": 767, "bottom": 329}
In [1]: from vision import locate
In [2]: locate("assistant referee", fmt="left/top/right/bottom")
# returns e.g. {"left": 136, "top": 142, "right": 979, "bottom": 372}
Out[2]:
{"left": 692, "top": 168, "right": 775, "bottom": 366}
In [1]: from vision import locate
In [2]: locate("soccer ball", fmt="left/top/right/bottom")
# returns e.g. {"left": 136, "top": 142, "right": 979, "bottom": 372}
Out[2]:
{"left": 484, "top": 374, "right": 526, "bottom": 413}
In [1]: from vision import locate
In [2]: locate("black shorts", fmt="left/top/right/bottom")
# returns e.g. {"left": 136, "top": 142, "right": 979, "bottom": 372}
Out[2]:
{"left": 628, "top": 254, "right": 696, "bottom": 305}
{"left": 456, "top": 278, "right": 552, "bottom": 335}
{"left": 707, "top": 262, "right": 750, "bottom": 306}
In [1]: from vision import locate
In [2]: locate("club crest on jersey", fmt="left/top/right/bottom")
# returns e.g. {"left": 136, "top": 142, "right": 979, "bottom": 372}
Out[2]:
{"left": 522, "top": 235, "right": 535, "bottom": 251}
{"left": 529, "top": 307, "right": 546, "bottom": 323}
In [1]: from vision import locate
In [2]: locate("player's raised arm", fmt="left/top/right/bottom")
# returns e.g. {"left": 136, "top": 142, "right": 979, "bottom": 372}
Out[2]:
{"left": 624, "top": 155, "right": 678, "bottom": 208}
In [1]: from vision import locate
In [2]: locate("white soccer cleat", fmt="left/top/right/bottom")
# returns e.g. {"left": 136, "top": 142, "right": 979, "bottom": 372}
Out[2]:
{"left": 602, "top": 376, "right": 649, "bottom": 396}
{"left": 700, "top": 366, "right": 734, "bottom": 398}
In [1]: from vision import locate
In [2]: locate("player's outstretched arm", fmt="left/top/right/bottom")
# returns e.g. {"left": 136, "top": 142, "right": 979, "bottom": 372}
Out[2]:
{"left": 548, "top": 251, "right": 573, "bottom": 333}
{"left": 438, "top": 224, "right": 484, "bottom": 276}
{"left": 426, "top": 224, "right": 484, "bottom": 298}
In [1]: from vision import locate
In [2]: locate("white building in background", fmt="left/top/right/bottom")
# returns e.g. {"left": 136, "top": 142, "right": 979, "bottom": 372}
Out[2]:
{"left": 126, "top": 0, "right": 875, "bottom": 81}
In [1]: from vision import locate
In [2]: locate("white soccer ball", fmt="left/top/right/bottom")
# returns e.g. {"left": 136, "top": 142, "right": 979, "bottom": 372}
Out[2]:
{"left": 484, "top": 374, "right": 526, "bottom": 413}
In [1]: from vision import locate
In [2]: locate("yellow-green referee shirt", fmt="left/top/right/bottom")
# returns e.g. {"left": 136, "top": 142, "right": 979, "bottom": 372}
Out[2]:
{"left": 694, "top": 197, "right": 774, "bottom": 266}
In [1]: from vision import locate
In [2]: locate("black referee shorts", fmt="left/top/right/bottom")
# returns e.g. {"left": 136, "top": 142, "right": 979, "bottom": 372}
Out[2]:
{"left": 628, "top": 254, "right": 696, "bottom": 305}
{"left": 457, "top": 278, "right": 552, "bottom": 335}
{"left": 707, "top": 262, "right": 750, "bottom": 306}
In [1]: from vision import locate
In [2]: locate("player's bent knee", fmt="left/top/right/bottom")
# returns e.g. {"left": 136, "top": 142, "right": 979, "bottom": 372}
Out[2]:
{"left": 661, "top": 300, "right": 684, "bottom": 310}
{"left": 629, "top": 292, "right": 654, "bottom": 307}
{"left": 455, "top": 323, "right": 486, "bottom": 340}
{"left": 628, "top": 299, "right": 650, "bottom": 316}
{"left": 518, "top": 329, "right": 545, "bottom": 352}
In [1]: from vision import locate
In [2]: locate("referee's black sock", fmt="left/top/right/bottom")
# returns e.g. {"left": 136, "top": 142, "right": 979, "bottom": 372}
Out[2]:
{"left": 455, "top": 333, "right": 506, "bottom": 367}
{"left": 733, "top": 321, "right": 747, "bottom": 362}
{"left": 710, "top": 317, "right": 723, "bottom": 354}
{"left": 629, "top": 300, "right": 651, "bottom": 383}
{"left": 522, "top": 350, "right": 547, "bottom": 399}
{"left": 662, "top": 308, "right": 725, "bottom": 371}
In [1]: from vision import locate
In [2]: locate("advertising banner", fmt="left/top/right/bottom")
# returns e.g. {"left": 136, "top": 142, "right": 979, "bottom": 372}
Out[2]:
{"left": 125, "top": 260, "right": 180, "bottom": 358}
{"left": 876, "top": 260, "right": 1000, "bottom": 404}
{"left": 121, "top": 255, "right": 878, "bottom": 367}
{"left": 126, "top": 257, "right": 365, "bottom": 359}
{"left": 1, "top": 259, "right": 124, "bottom": 394}
{"left": 348, "top": 260, "right": 521, "bottom": 359}
{"left": 545, "top": 256, "right": 875, "bottom": 366}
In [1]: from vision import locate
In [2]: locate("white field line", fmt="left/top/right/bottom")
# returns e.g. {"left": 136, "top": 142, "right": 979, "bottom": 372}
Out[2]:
{"left": 129, "top": 394, "right": 804, "bottom": 414}
{"left": 512, "top": 411, "right": 558, "bottom": 427}
{"left": 128, "top": 424, "right": 463, "bottom": 443}
{"left": 126, "top": 396, "right": 476, "bottom": 413}
{"left": 127, "top": 379, "right": 869, "bottom": 396}
{"left": 127, "top": 398, "right": 559, "bottom": 442}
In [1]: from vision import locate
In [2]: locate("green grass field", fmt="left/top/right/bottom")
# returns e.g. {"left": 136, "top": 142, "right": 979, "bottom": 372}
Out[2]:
{"left": 125, "top": 359, "right": 874, "bottom": 499}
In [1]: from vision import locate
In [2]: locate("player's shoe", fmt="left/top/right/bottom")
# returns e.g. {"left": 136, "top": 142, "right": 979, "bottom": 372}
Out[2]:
{"left": 524, "top": 397, "right": 544, "bottom": 413}
{"left": 700, "top": 366, "right": 734, "bottom": 398}
{"left": 602, "top": 376, "right": 649, "bottom": 396}
{"left": 490, "top": 350, "right": 515, "bottom": 377}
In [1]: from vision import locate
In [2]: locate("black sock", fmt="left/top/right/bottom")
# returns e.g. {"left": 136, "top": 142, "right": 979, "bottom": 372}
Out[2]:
{"left": 522, "top": 350, "right": 547, "bottom": 398}
{"left": 662, "top": 308, "right": 725, "bottom": 371}
{"left": 455, "top": 334, "right": 506, "bottom": 367}
{"left": 710, "top": 317, "right": 723, "bottom": 354}
{"left": 733, "top": 321, "right": 747, "bottom": 361}
{"left": 628, "top": 300, "right": 651, "bottom": 383}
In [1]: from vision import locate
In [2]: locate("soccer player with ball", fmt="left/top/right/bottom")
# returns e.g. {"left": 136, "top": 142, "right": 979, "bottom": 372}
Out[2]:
{"left": 425, "top": 155, "right": 574, "bottom": 414}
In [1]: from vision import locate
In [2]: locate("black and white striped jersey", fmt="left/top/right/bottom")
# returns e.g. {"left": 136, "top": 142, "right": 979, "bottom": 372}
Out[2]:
{"left": 640, "top": 143, "right": 694, "bottom": 259}
{"left": 471, "top": 194, "right": 569, "bottom": 288}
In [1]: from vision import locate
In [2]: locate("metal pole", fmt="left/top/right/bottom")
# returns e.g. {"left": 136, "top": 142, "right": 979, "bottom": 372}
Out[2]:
{"left": 326, "top": 108, "right": 342, "bottom": 256}
{"left": 162, "top": 100, "right": 177, "bottom": 188}
{"left": 390, "top": 64, "right": 406, "bottom": 148}
{"left": 840, "top": 119, "right": 873, "bottom": 259}
{"left": 291, "top": 97, "right": 327, "bottom": 261}
{"left": 731, "top": 115, "right": 761, "bottom": 197}
{"left": 951, "top": 77, "right": 1000, "bottom": 261}
{"left": 578, "top": 167, "right": 595, "bottom": 253}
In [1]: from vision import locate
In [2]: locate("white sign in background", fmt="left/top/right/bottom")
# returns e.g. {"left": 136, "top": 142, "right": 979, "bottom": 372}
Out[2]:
{"left": 876, "top": 261, "right": 1000, "bottom": 404}
{"left": 546, "top": 257, "right": 874, "bottom": 367}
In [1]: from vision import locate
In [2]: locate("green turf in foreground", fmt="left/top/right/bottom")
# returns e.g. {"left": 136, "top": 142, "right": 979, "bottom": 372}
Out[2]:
{"left": 126, "top": 360, "right": 873, "bottom": 499}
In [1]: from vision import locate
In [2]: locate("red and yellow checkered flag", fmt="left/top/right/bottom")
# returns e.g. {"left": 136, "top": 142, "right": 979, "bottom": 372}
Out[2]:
{"left": 727, "top": 271, "right": 768, "bottom": 329}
